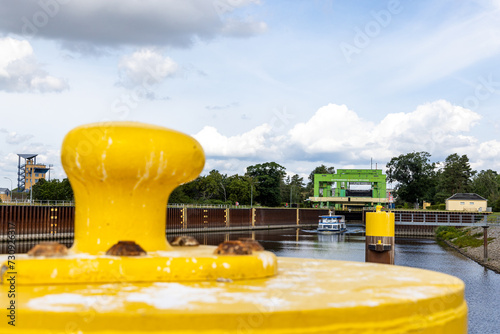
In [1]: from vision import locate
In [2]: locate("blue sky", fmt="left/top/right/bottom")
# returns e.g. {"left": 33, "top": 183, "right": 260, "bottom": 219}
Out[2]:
{"left": 1, "top": 0, "right": 500, "bottom": 190}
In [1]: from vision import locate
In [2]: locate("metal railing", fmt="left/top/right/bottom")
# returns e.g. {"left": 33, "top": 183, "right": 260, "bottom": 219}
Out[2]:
{"left": 393, "top": 211, "right": 491, "bottom": 226}
{"left": 0, "top": 200, "right": 75, "bottom": 206}
{"left": 167, "top": 203, "right": 254, "bottom": 209}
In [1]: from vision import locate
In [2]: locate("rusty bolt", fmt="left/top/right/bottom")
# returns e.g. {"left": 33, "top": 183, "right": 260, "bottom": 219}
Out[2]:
{"left": 27, "top": 242, "right": 68, "bottom": 257}
{"left": 214, "top": 240, "right": 252, "bottom": 255}
{"left": 105, "top": 241, "right": 147, "bottom": 256}
{"left": 170, "top": 236, "right": 199, "bottom": 247}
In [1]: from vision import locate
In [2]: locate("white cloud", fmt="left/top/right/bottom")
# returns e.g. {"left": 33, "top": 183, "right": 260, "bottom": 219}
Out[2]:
{"left": 0, "top": 0, "right": 266, "bottom": 51}
{"left": 288, "top": 100, "right": 483, "bottom": 163}
{"left": 220, "top": 19, "right": 268, "bottom": 37}
{"left": 476, "top": 140, "right": 500, "bottom": 159}
{"left": 201, "top": 158, "right": 251, "bottom": 176}
{"left": 193, "top": 100, "right": 497, "bottom": 174}
{"left": 0, "top": 37, "right": 68, "bottom": 93}
{"left": 288, "top": 104, "right": 374, "bottom": 155}
{"left": 0, "top": 129, "right": 34, "bottom": 144}
{"left": 374, "top": 100, "right": 482, "bottom": 155}
{"left": 193, "top": 124, "right": 277, "bottom": 158}
{"left": 117, "top": 49, "right": 178, "bottom": 88}
{"left": 467, "top": 139, "right": 500, "bottom": 171}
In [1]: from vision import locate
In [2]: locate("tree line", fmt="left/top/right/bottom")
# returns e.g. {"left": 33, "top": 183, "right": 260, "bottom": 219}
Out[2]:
{"left": 386, "top": 152, "right": 500, "bottom": 211}
{"left": 169, "top": 162, "right": 332, "bottom": 207}
{"left": 25, "top": 152, "right": 500, "bottom": 210}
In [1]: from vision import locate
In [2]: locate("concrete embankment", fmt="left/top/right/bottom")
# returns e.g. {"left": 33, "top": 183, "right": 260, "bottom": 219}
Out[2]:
{"left": 444, "top": 225, "right": 500, "bottom": 274}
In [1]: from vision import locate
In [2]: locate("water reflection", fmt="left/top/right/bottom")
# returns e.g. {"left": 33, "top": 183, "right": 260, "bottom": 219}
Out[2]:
{"left": 193, "top": 228, "right": 500, "bottom": 333}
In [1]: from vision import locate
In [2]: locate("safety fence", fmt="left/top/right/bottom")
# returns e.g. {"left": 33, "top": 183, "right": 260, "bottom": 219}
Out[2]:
{"left": 0, "top": 200, "right": 75, "bottom": 206}
{"left": 393, "top": 211, "right": 488, "bottom": 224}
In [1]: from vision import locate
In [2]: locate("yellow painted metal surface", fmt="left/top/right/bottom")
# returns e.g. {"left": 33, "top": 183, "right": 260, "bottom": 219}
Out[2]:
{"left": 61, "top": 122, "right": 205, "bottom": 254}
{"left": 0, "top": 122, "right": 466, "bottom": 333}
{"left": 0, "top": 258, "right": 466, "bottom": 333}
{"left": 366, "top": 205, "right": 395, "bottom": 237}
{"left": 1, "top": 247, "right": 277, "bottom": 285}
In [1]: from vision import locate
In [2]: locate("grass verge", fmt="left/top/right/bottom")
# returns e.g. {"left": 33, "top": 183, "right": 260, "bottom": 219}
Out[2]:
{"left": 436, "top": 226, "right": 495, "bottom": 248}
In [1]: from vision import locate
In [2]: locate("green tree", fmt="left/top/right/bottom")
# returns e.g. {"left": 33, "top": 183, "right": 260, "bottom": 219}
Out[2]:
{"left": 386, "top": 152, "right": 436, "bottom": 205}
{"left": 282, "top": 174, "right": 306, "bottom": 207}
{"left": 168, "top": 185, "right": 192, "bottom": 204}
{"left": 438, "top": 153, "right": 474, "bottom": 195}
{"left": 490, "top": 197, "right": 500, "bottom": 212}
{"left": 31, "top": 178, "right": 74, "bottom": 201}
{"left": 246, "top": 162, "right": 286, "bottom": 207}
{"left": 227, "top": 175, "right": 252, "bottom": 205}
{"left": 306, "top": 165, "right": 335, "bottom": 197}
{"left": 168, "top": 170, "right": 228, "bottom": 204}
{"left": 246, "top": 175, "right": 260, "bottom": 206}
{"left": 201, "top": 169, "right": 228, "bottom": 202}
{"left": 470, "top": 169, "right": 500, "bottom": 204}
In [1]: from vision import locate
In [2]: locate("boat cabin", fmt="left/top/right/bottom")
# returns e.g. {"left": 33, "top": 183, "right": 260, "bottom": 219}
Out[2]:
{"left": 318, "top": 215, "right": 347, "bottom": 233}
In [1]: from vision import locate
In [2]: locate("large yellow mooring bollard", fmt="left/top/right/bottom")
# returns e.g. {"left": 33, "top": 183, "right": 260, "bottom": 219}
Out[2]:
{"left": 1, "top": 122, "right": 467, "bottom": 333}
{"left": 365, "top": 205, "right": 395, "bottom": 264}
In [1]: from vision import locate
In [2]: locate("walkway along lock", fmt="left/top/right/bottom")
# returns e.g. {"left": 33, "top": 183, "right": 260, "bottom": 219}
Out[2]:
{"left": 365, "top": 205, "right": 395, "bottom": 265}
{"left": 1, "top": 122, "right": 467, "bottom": 333}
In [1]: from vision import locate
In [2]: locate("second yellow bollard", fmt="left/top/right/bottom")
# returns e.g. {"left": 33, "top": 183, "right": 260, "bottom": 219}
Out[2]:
{"left": 365, "top": 205, "right": 395, "bottom": 264}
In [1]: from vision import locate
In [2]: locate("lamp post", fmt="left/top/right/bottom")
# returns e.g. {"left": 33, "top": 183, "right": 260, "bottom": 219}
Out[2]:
{"left": 3, "top": 177, "right": 12, "bottom": 202}
{"left": 251, "top": 184, "right": 253, "bottom": 208}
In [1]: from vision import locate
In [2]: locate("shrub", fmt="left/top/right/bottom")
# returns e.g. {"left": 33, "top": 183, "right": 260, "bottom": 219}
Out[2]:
{"left": 454, "top": 235, "right": 483, "bottom": 248}
{"left": 436, "top": 226, "right": 488, "bottom": 248}
{"left": 436, "top": 226, "right": 464, "bottom": 240}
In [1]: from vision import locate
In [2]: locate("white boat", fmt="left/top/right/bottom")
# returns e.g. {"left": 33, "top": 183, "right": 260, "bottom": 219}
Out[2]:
{"left": 318, "top": 214, "right": 347, "bottom": 233}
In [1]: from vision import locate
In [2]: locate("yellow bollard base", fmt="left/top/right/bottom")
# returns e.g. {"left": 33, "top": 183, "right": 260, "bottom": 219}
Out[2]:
{"left": 0, "top": 246, "right": 277, "bottom": 285}
{"left": 1, "top": 258, "right": 466, "bottom": 333}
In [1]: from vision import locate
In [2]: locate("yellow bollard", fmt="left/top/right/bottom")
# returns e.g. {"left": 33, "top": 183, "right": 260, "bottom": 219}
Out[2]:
{"left": 365, "top": 205, "right": 395, "bottom": 264}
{"left": 0, "top": 122, "right": 466, "bottom": 333}
{"left": 62, "top": 122, "right": 205, "bottom": 254}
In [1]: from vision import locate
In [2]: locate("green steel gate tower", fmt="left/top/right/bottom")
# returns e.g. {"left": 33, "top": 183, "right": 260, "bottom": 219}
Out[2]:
{"left": 310, "top": 169, "right": 387, "bottom": 209}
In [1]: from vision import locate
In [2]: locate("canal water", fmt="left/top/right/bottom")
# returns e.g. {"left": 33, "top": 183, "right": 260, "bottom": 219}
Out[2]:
{"left": 5, "top": 228, "right": 500, "bottom": 333}
{"left": 194, "top": 227, "right": 500, "bottom": 334}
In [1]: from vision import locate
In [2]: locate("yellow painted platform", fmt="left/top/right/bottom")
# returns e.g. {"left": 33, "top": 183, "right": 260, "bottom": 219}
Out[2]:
{"left": 0, "top": 257, "right": 466, "bottom": 333}
{"left": 1, "top": 246, "right": 277, "bottom": 285}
